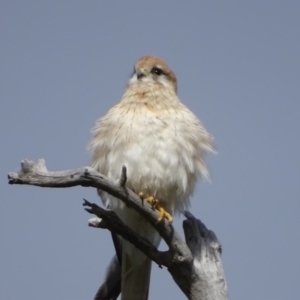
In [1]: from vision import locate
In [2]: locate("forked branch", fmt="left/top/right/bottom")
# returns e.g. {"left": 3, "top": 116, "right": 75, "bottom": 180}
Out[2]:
{"left": 8, "top": 159, "right": 228, "bottom": 300}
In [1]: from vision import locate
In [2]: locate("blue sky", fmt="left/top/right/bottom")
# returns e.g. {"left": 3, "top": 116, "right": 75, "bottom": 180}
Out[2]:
{"left": 1, "top": 1, "right": 299, "bottom": 299}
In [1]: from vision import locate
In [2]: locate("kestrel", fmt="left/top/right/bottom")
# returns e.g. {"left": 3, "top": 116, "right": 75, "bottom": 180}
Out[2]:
{"left": 90, "top": 56, "right": 214, "bottom": 300}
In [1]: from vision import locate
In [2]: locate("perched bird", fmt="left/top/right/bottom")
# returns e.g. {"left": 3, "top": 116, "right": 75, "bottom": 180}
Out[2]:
{"left": 90, "top": 56, "right": 214, "bottom": 300}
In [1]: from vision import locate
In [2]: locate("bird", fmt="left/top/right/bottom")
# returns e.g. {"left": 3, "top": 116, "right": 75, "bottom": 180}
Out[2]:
{"left": 89, "top": 55, "right": 215, "bottom": 300}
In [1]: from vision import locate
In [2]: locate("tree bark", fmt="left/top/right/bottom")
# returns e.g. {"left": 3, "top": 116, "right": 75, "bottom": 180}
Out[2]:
{"left": 8, "top": 159, "right": 228, "bottom": 300}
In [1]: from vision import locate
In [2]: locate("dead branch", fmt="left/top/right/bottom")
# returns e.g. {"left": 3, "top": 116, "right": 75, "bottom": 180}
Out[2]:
{"left": 8, "top": 159, "right": 228, "bottom": 300}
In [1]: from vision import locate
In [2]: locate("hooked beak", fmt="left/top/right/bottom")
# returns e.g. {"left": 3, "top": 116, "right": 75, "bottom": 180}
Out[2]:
{"left": 136, "top": 68, "right": 147, "bottom": 79}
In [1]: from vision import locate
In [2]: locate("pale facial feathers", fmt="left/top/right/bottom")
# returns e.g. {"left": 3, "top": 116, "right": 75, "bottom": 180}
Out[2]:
{"left": 128, "top": 55, "right": 177, "bottom": 92}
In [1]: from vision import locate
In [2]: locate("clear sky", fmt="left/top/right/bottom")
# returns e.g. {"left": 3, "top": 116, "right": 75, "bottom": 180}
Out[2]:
{"left": 1, "top": 1, "right": 299, "bottom": 299}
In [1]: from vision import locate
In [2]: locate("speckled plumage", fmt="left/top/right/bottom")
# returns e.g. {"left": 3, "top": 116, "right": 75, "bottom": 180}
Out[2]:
{"left": 89, "top": 56, "right": 214, "bottom": 300}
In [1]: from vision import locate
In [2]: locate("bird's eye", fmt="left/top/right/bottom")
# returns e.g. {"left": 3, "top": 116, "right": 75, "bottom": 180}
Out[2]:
{"left": 151, "top": 67, "right": 163, "bottom": 75}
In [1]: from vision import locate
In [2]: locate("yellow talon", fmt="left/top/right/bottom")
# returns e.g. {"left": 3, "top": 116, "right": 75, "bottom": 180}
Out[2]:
{"left": 138, "top": 192, "right": 173, "bottom": 223}
{"left": 155, "top": 202, "right": 173, "bottom": 222}
{"left": 144, "top": 196, "right": 154, "bottom": 204}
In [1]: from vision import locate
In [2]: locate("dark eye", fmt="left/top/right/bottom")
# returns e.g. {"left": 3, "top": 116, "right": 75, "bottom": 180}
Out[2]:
{"left": 151, "top": 67, "right": 163, "bottom": 75}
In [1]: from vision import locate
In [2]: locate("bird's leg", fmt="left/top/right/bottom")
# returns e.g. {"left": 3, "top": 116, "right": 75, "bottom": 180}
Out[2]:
{"left": 138, "top": 192, "right": 173, "bottom": 222}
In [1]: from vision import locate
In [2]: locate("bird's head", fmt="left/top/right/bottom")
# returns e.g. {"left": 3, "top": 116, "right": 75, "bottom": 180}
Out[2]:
{"left": 128, "top": 56, "right": 177, "bottom": 93}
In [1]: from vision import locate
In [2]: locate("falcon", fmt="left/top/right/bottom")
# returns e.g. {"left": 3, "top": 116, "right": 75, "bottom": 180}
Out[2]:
{"left": 90, "top": 56, "right": 214, "bottom": 300}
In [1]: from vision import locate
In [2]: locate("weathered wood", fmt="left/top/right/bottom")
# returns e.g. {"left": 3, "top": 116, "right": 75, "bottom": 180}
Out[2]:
{"left": 8, "top": 159, "right": 228, "bottom": 300}
{"left": 183, "top": 212, "right": 228, "bottom": 300}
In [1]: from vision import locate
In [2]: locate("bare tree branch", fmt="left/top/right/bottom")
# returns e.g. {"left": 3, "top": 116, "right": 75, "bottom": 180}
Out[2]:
{"left": 8, "top": 159, "right": 228, "bottom": 300}
{"left": 182, "top": 212, "right": 228, "bottom": 300}
{"left": 83, "top": 199, "right": 167, "bottom": 267}
{"left": 118, "top": 165, "right": 127, "bottom": 188}
{"left": 94, "top": 255, "right": 121, "bottom": 300}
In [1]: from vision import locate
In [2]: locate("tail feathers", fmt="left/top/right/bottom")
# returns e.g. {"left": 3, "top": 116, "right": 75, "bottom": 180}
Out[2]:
{"left": 121, "top": 246, "right": 151, "bottom": 300}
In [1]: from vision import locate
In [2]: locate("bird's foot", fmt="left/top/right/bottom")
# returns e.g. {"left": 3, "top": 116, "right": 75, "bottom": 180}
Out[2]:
{"left": 138, "top": 192, "right": 173, "bottom": 222}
